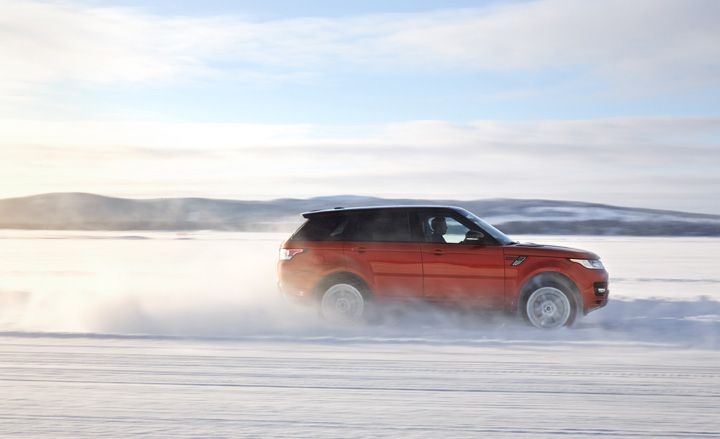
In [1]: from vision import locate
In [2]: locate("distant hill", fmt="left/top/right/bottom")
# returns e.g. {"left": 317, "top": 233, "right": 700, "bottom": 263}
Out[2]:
{"left": 1, "top": 192, "right": 720, "bottom": 236}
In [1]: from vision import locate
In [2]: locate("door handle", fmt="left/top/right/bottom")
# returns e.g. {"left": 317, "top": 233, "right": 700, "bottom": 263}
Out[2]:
{"left": 352, "top": 246, "right": 367, "bottom": 253}
{"left": 433, "top": 249, "right": 444, "bottom": 256}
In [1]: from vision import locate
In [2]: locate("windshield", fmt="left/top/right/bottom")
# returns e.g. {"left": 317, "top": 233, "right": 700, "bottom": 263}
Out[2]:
{"left": 460, "top": 209, "right": 515, "bottom": 245}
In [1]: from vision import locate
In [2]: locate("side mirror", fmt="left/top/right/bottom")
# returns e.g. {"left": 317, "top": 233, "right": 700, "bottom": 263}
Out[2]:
{"left": 464, "top": 230, "right": 485, "bottom": 242}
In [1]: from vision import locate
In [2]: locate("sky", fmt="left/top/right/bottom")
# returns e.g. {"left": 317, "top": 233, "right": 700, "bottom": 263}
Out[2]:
{"left": 1, "top": 0, "right": 719, "bottom": 213}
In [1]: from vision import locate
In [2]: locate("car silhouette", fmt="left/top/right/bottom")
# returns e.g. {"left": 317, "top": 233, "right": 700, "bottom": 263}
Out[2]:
{"left": 278, "top": 206, "right": 609, "bottom": 328}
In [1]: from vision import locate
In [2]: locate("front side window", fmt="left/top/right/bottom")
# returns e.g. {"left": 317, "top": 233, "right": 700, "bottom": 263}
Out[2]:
{"left": 419, "top": 210, "right": 501, "bottom": 245}
{"left": 424, "top": 215, "right": 471, "bottom": 244}
{"left": 421, "top": 213, "right": 475, "bottom": 244}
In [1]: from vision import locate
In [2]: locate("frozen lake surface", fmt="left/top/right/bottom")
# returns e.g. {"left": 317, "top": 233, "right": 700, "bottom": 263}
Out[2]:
{"left": 2, "top": 334, "right": 719, "bottom": 438}
{"left": 1, "top": 232, "right": 719, "bottom": 437}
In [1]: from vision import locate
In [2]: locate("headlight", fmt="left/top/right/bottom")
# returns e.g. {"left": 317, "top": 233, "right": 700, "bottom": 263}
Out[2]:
{"left": 569, "top": 258, "right": 604, "bottom": 269}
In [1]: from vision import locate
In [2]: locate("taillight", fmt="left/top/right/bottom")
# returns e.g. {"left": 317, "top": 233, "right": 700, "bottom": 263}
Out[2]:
{"left": 279, "top": 248, "right": 305, "bottom": 260}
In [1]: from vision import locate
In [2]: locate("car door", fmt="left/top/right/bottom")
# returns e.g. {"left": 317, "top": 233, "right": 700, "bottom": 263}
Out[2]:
{"left": 342, "top": 210, "right": 424, "bottom": 299}
{"left": 419, "top": 210, "right": 506, "bottom": 308}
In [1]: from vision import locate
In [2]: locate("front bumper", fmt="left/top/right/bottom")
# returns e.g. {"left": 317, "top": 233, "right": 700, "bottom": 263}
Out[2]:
{"left": 582, "top": 278, "right": 609, "bottom": 314}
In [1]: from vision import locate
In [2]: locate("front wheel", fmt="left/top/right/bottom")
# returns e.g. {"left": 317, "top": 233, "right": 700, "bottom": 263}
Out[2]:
{"left": 524, "top": 286, "right": 575, "bottom": 329}
{"left": 320, "top": 283, "right": 366, "bottom": 324}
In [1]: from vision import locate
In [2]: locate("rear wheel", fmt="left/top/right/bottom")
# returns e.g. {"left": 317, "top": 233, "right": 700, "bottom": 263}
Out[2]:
{"left": 524, "top": 285, "right": 575, "bottom": 329}
{"left": 320, "top": 282, "right": 366, "bottom": 324}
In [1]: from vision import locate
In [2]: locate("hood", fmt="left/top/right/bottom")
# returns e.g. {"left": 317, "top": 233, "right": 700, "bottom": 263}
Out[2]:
{"left": 509, "top": 242, "right": 599, "bottom": 259}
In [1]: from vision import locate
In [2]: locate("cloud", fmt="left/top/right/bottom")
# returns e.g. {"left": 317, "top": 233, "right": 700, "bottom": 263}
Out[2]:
{"left": 1, "top": 1, "right": 717, "bottom": 210}
{"left": 1, "top": 0, "right": 718, "bottom": 103}
{"left": 1, "top": 117, "right": 718, "bottom": 212}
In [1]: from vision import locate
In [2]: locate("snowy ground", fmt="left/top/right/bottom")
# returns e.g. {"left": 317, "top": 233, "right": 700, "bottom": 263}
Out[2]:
{"left": 1, "top": 232, "right": 719, "bottom": 437}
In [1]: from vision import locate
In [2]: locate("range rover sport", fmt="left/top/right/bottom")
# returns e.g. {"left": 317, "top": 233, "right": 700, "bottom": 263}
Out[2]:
{"left": 278, "top": 206, "right": 609, "bottom": 329}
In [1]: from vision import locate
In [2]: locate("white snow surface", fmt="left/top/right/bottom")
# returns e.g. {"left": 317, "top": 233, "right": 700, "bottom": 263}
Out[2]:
{"left": 1, "top": 231, "right": 719, "bottom": 437}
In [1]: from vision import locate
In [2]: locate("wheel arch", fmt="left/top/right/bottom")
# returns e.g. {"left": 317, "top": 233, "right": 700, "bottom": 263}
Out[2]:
{"left": 518, "top": 271, "right": 583, "bottom": 315}
{"left": 314, "top": 271, "right": 372, "bottom": 300}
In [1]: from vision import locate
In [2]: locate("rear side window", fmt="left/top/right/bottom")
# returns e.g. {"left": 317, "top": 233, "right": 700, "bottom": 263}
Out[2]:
{"left": 349, "top": 211, "right": 412, "bottom": 242}
{"left": 291, "top": 214, "right": 349, "bottom": 241}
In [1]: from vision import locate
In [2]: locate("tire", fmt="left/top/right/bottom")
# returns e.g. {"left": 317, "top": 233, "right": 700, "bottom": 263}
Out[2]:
{"left": 319, "top": 281, "right": 367, "bottom": 324}
{"left": 522, "top": 282, "right": 576, "bottom": 329}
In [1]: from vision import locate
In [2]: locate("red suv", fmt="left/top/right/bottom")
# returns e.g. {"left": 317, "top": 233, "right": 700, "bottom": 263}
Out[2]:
{"left": 278, "top": 206, "right": 609, "bottom": 328}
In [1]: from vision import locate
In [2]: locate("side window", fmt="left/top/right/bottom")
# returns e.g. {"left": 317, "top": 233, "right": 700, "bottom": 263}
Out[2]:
{"left": 291, "top": 215, "right": 348, "bottom": 241}
{"left": 351, "top": 211, "right": 412, "bottom": 242}
{"left": 422, "top": 213, "right": 472, "bottom": 244}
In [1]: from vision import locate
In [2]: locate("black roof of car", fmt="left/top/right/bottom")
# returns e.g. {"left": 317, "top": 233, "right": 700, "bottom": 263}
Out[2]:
{"left": 302, "top": 205, "right": 465, "bottom": 218}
